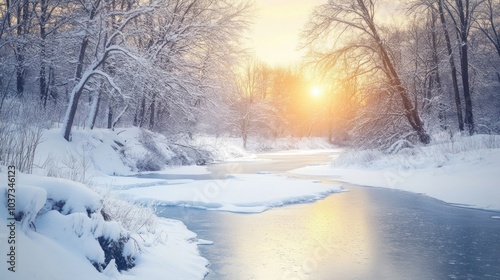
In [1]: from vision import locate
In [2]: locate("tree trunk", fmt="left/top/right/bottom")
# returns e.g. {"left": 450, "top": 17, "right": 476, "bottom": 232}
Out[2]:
{"left": 88, "top": 91, "right": 101, "bottom": 129}
{"left": 149, "top": 93, "right": 156, "bottom": 130}
{"left": 456, "top": 0, "right": 474, "bottom": 134}
{"left": 107, "top": 103, "right": 113, "bottom": 129}
{"left": 111, "top": 104, "right": 128, "bottom": 129}
{"left": 16, "top": 52, "right": 24, "bottom": 96}
{"left": 39, "top": 18, "right": 48, "bottom": 107}
{"left": 362, "top": 3, "right": 430, "bottom": 144}
{"left": 15, "top": 0, "right": 29, "bottom": 96}
{"left": 62, "top": 3, "right": 100, "bottom": 141}
{"left": 62, "top": 38, "right": 90, "bottom": 141}
{"left": 438, "top": 0, "right": 464, "bottom": 131}
{"left": 430, "top": 8, "right": 446, "bottom": 129}
{"left": 138, "top": 96, "right": 146, "bottom": 127}
{"left": 62, "top": 87, "right": 85, "bottom": 141}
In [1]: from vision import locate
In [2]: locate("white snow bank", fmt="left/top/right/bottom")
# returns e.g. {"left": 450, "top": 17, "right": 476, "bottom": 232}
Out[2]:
{"left": 0, "top": 170, "right": 118, "bottom": 279}
{"left": 260, "top": 148, "right": 342, "bottom": 156}
{"left": 117, "top": 173, "right": 345, "bottom": 213}
{"left": 19, "top": 174, "right": 102, "bottom": 214}
{"left": 147, "top": 165, "right": 211, "bottom": 175}
{"left": 0, "top": 169, "right": 208, "bottom": 280}
{"left": 120, "top": 218, "right": 209, "bottom": 280}
{"left": 292, "top": 137, "right": 500, "bottom": 211}
{"left": 35, "top": 128, "right": 134, "bottom": 177}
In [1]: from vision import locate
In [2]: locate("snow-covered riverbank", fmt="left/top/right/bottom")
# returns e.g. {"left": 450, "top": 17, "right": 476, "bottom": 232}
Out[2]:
{"left": 0, "top": 127, "right": 338, "bottom": 280}
{"left": 292, "top": 134, "right": 500, "bottom": 211}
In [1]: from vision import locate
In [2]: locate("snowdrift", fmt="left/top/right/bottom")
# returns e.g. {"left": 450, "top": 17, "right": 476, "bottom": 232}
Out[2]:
{"left": 0, "top": 170, "right": 134, "bottom": 279}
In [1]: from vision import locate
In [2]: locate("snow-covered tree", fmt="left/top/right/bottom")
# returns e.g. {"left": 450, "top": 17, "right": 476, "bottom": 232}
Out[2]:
{"left": 304, "top": 0, "right": 431, "bottom": 144}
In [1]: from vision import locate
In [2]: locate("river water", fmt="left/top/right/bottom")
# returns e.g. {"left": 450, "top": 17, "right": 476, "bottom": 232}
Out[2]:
{"left": 155, "top": 151, "right": 500, "bottom": 280}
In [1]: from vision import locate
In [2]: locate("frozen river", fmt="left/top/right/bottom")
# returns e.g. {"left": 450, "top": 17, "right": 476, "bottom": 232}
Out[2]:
{"left": 156, "top": 152, "right": 500, "bottom": 280}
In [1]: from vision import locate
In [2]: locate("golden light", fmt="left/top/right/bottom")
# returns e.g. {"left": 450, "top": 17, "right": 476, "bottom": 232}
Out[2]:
{"left": 311, "top": 86, "right": 323, "bottom": 97}
{"left": 249, "top": 0, "right": 325, "bottom": 66}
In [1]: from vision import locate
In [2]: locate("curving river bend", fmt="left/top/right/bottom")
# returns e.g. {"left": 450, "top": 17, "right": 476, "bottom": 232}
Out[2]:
{"left": 156, "top": 151, "right": 500, "bottom": 280}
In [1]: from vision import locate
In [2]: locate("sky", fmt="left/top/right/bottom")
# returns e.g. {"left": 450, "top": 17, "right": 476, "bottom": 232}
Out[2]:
{"left": 248, "top": 0, "right": 325, "bottom": 67}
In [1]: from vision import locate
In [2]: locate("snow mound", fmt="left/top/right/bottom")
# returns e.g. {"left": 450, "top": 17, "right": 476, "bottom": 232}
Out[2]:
{"left": 35, "top": 128, "right": 134, "bottom": 177}
{"left": 0, "top": 168, "right": 209, "bottom": 280}
{"left": 0, "top": 170, "right": 134, "bottom": 279}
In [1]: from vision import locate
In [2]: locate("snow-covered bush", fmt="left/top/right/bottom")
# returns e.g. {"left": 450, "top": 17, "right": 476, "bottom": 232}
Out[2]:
{"left": 0, "top": 101, "right": 47, "bottom": 173}
{"left": 332, "top": 134, "right": 500, "bottom": 169}
{"left": 134, "top": 129, "right": 216, "bottom": 170}
{"left": 331, "top": 148, "right": 385, "bottom": 167}
{"left": 96, "top": 187, "right": 158, "bottom": 234}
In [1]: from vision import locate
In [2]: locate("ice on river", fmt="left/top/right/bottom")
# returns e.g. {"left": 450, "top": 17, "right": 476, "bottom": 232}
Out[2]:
{"left": 115, "top": 173, "right": 346, "bottom": 213}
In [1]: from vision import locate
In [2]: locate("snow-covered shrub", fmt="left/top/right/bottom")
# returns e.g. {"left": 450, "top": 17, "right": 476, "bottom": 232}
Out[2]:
{"left": 97, "top": 187, "right": 158, "bottom": 234}
{"left": 168, "top": 142, "right": 213, "bottom": 166}
{"left": 135, "top": 129, "right": 214, "bottom": 169}
{"left": 41, "top": 146, "right": 94, "bottom": 185}
{"left": 134, "top": 129, "right": 173, "bottom": 170}
{"left": 331, "top": 148, "right": 385, "bottom": 167}
{"left": 386, "top": 139, "right": 415, "bottom": 155}
{"left": 0, "top": 101, "right": 47, "bottom": 173}
{"left": 332, "top": 134, "right": 500, "bottom": 169}
{"left": 136, "top": 152, "right": 164, "bottom": 171}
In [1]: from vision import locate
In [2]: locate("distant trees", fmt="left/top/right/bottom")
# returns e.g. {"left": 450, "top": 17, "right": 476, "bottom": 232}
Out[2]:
{"left": 225, "top": 59, "right": 326, "bottom": 146}
{"left": 228, "top": 59, "right": 273, "bottom": 148}
{"left": 303, "top": 0, "right": 500, "bottom": 147}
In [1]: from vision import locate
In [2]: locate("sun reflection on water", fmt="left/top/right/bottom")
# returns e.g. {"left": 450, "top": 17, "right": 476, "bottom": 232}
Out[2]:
{"left": 214, "top": 188, "right": 383, "bottom": 280}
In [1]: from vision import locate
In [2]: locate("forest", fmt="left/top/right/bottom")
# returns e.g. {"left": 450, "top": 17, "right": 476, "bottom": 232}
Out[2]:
{"left": 1, "top": 0, "right": 500, "bottom": 170}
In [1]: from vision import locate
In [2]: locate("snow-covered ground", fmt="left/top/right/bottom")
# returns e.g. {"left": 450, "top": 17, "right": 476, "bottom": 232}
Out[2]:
{"left": 292, "top": 134, "right": 500, "bottom": 211}
{"left": 1, "top": 126, "right": 339, "bottom": 280}
{"left": 7, "top": 124, "right": 498, "bottom": 280}
{"left": 0, "top": 170, "right": 209, "bottom": 280}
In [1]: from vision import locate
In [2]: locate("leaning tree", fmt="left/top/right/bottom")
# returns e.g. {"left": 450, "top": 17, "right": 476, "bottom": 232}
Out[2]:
{"left": 304, "top": 0, "right": 431, "bottom": 144}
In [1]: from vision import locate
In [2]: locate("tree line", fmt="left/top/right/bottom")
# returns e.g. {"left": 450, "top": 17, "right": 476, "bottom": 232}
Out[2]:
{"left": 0, "top": 0, "right": 252, "bottom": 141}
{"left": 1, "top": 0, "right": 499, "bottom": 153}
{"left": 303, "top": 0, "right": 500, "bottom": 147}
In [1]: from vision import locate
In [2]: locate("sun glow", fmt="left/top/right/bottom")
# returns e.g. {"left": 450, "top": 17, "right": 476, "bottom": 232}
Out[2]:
{"left": 311, "top": 86, "right": 323, "bottom": 97}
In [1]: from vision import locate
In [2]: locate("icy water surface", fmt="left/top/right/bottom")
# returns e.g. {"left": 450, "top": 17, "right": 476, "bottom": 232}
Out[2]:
{"left": 159, "top": 186, "right": 500, "bottom": 280}
{"left": 154, "top": 152, "right": 500, "bottom": 280}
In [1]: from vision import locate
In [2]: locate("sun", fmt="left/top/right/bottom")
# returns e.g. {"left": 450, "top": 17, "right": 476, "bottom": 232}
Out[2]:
{"left": 310, "top": 86, "right": 323, "bottom": 97}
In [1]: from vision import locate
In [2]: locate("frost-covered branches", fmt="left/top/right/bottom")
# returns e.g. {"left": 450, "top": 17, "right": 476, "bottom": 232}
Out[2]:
{"left": 304, "top": 0, "right": 431, "bottom": 144}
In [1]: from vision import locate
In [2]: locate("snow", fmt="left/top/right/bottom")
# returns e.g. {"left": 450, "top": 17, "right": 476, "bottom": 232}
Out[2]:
{"left": 147, "top": 165, "right": 211, "bottom": 175}
{"left": 3, "top": 126, "right": 340, "bottom": 280}
{"left": 119, "top": 218, "right": 209, "bottom": 280}
{"left": 260, "top": 148, "right": 342, "bottom": 156}
{"left": 0, "top": 172, "right": 108, "bottom": 280}
{"left": 116, "top": 173, "right": 345, "bottom": 213}
{"left": 35, "top": 128, "right": 134, "bottom": 177}
{"left": 7, "top": 123, "right": 499, "bottom": 280}
{"left": 0, "top": 169, "right": 209, "bottom": 280}
{"left": 1, "top": 228, "right": 106, "bottom": 280}
{"left": 291, "top": 137, "right": 500, "bottom": 211}
{"left": 19, "top": 174, "right": 102, "bottom": 215}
